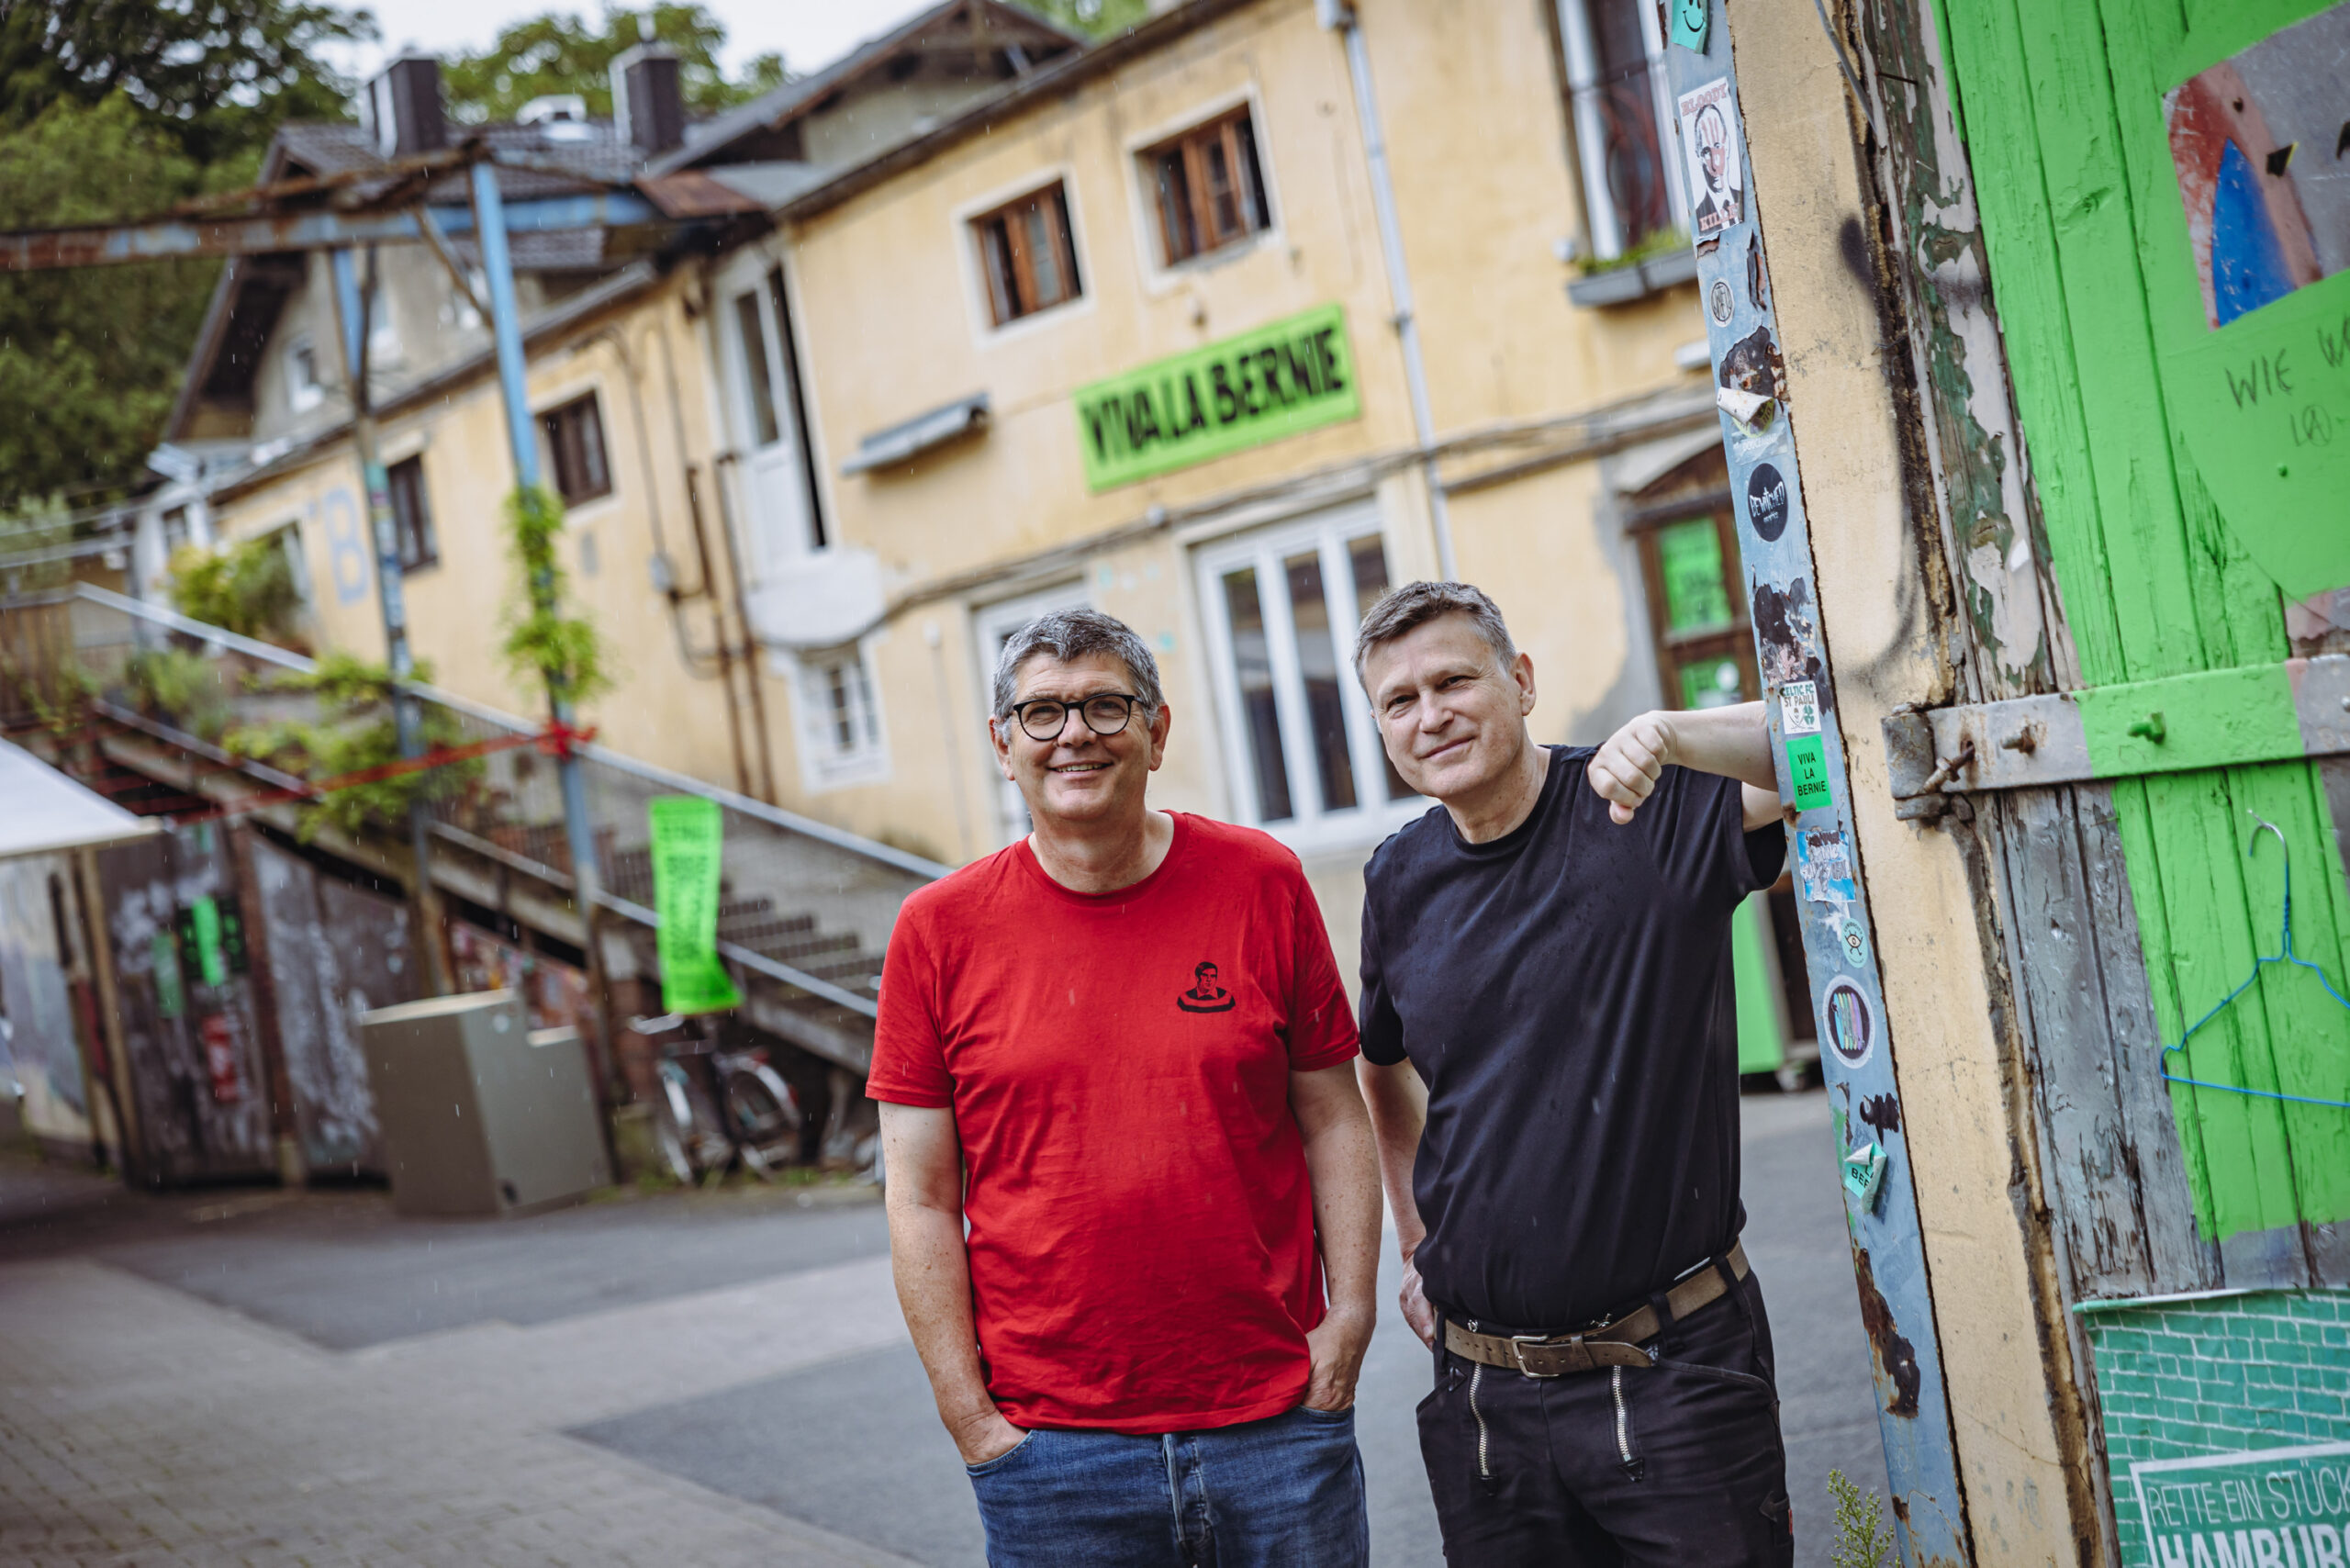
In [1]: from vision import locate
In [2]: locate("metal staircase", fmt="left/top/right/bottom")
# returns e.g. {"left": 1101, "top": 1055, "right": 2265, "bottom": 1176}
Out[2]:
{"left": 1, "top": 583, "right": 943, "bottom": 1076}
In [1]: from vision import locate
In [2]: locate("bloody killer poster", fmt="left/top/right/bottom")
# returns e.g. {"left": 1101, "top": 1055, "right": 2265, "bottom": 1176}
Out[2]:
{"left": 1072, "top": 303, "right": 1360, "bottom": 490}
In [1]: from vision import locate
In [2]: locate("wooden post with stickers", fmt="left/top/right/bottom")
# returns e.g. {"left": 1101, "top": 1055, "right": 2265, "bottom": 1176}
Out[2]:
{"left": 1663, "top": 6, "right": 1975, "bottom": 1562}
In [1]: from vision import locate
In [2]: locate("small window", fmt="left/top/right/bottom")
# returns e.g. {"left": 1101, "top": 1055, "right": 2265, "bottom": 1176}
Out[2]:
{"left": 795, "top": 645, "right": 888, "bottom": 790}
{"left": 540, "top": 393, "right": 611, "bottom": 506}
{"left": 973, "top": 182, "right": 1083, "bottom": 325}
{"left": 285, "top": 334, "right": 324, "bottom": 413}
{"left": 1147, "top": 107, "right": 1271, "bottom": 266}
{"left": 386, "top": 455, "right": 436, "bottom": 571}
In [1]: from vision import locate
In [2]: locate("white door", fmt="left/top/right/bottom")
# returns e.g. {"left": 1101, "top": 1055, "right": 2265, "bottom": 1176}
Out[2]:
{"left": 720, "top": 255, "right": 819, "bottom": 578}
{"left": 973, "top": 582, "right": 1091, "bottom": 847}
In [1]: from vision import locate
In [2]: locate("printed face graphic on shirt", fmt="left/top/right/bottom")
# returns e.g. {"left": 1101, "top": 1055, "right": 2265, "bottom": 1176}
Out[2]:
{"left": 1177, "top": 960, "right": 1236, "bottom": 1013}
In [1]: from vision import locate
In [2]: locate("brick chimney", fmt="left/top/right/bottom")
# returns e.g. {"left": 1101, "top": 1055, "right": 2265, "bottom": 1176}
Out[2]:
{"left": 612, "top": 45, "right": 687, "bottom": 158}
{"left": 364, "top": 56, "right": 448, "bottom": 160}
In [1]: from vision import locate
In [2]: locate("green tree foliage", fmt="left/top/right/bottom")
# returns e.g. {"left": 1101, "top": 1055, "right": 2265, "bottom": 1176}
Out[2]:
{"left": 0, "top": 95, "right": 227, "bottom": 510}
{"left": 168, "top": 538, "right": 307, "bottom": 646}
{"left": 440, "top": 4, "right": 786, "bottom": 124}
{"left": 1024, "top": 0, "right": 1151, "bottom": 39}
{"left": 0, "top": 0, "right": 375, "bottom": 165}
{"left": 0, "top": 0, "right": 373, "bottom": 510}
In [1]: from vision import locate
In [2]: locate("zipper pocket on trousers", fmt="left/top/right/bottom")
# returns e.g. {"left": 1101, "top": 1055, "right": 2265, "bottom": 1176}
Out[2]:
{"left": 1610, "top": 1364, "right": 1642, "bottom": 1478}
{"left": 1466, "top": 1320, "right": 1493, "bottom": 1482}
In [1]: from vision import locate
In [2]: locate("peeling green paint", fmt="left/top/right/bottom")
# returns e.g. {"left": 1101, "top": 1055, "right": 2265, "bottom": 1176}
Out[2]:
{"left": 1932, "top": 0, "right": 2350, "bottom": 1250}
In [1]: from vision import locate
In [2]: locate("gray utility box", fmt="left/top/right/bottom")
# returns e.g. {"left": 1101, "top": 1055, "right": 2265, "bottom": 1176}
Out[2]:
{"left": 358, "top": 990, "right": 609, "bottom": 1217}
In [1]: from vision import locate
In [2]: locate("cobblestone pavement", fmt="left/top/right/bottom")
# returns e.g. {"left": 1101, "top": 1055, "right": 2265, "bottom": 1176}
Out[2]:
{"left": 0, "top": 1249, "right": 920, "bottom": 1568}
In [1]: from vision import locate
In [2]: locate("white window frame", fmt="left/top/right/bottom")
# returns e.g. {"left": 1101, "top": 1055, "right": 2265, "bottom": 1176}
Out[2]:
{"left": 1193, "top": 508, "right": 1420, "bottom": 855}
{"left": 1556, "top": 0, "right": 1686, "bottom": 262}
{"left": 971, "top": 580, "right": 1091, "bottom": 847}
{"left": 782, "top": 640, "right": 890, "bottom": 793}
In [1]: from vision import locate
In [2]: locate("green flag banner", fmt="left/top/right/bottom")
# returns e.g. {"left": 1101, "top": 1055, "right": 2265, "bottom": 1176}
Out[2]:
{"left": 1073, "top": 303, "right": 1361, "bottom": 491}
{"left": 648, "top": 795, "right": 742, "bottom": 1015}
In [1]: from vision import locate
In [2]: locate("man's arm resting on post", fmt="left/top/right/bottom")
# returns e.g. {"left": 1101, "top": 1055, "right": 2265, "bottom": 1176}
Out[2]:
{"left": 1356, "top": 1058, "right": 1437, "bottom": 1347}
{"left": 878, "top": 1102, "right": 1024, "bottom": 1465}
{"left": 1585, "top": 700, "right": 1782, "bottom": 829}
{"left": 1290, "top": 1061, "right": 1383, "bottom": 1408}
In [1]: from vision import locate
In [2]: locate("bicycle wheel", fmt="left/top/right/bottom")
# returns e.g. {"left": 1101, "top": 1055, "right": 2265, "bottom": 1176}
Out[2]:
{"left": 650, "top": 1067, "right": 699, "bottom": 1184}
{"left": 723, "top": 1068, "right": 801, "bottom": 1175}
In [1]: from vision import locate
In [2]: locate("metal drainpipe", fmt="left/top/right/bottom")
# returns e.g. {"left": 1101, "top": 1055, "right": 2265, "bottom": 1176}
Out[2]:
{"left": 328, "top": 244, "right": 453, "bottom": 997}
{"left": 467, "top": 158, "right": 621, "bottom": 1103}
{"left": 1324, "top": 0, "right": 1457, "bottom": 582}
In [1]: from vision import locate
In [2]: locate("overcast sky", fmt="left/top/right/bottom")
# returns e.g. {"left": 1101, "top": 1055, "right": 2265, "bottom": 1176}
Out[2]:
{"left": 335, "top": 0, "right": 939, "bottom": 83}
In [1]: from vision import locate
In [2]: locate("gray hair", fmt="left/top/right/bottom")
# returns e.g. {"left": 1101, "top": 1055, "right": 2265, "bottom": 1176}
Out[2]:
{"left": 990, "top": 607, "right": 1165, "bottom": 719}
{"left": 1352, "top": 580, "right": 1517, "bottom": 685}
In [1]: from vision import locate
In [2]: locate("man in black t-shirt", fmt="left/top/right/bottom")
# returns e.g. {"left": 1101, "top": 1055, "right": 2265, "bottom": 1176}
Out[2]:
{"left": 1353, "top": 581, "right": 1793, "bottom": 1566}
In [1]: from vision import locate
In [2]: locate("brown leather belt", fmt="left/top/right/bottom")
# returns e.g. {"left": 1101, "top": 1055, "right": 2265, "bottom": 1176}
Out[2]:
{"left": 1441, "top": 1242, "right": 1750, "bottom": 1378}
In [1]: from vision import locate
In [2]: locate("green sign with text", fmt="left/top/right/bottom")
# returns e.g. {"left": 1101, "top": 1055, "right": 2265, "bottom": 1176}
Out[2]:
{"left": 648, "top": 795, "right": 742, "bottom": 1016}
{"left": 2132, "top": 1441, "right": 2350, "bottom": 1568}
{"left": 1073, "top": 303, "right": 1361, "bottom": 491}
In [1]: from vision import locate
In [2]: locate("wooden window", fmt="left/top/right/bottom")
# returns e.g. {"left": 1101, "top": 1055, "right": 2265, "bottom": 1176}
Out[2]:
{"left": 540, "top": 393, "right": 611, "bottom": 506}
{"left": 1147, "top": 107, "right": 1271, "bottom": 266}
{"left": 1630, "top": 498, "right": 1756, "bottom": 711}
{"left": 973, "top": 182, "right": 1082, "bottom": 325}
{"left": 386, "top": 455, "right": 436, "bottom": 570}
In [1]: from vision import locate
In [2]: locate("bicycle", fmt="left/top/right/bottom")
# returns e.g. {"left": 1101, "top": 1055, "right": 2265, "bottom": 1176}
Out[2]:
{"left": 625, "top": 1014, "right": 804, "bottom": 1185}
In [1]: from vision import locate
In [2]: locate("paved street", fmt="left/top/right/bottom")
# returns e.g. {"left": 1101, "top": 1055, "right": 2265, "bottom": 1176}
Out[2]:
{"left": 0, "top": 1088, "right": 1888, "bottom": 1566}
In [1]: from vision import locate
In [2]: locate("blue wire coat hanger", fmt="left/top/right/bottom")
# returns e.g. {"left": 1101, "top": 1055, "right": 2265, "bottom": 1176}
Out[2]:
{"left": 2159, "top": 812, "right": 2350, "bottom": 1113}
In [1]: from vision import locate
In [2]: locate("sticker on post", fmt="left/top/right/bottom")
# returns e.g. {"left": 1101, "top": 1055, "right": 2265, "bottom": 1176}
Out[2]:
{"left": 1779, "top": 679, "right": 1821, "bottom": 735}
{"left": 1745, "top": 463, "right": 1789, "bottom": 543}
{"left": 1821, "top": 976, "right": 1875, "bottom": 1070}
{"left": 1676, "top": 77, "right": 1746, "bottom": 238}
{"left": 1837, "top": 917, "right": 1869, "bottom": 969}
{"left": 1708, "top": 278, "right": 1735, "bottom": 324}
{"left": 1669, "top": 0, "right": 1708, "bottom": 53}
{"left": 1841, "top": 1138, "right": 1889, "bottom": 1210}
{"left": 1796, "top": 827, "right": 1856, "bottom": 905}
{"left": 1785, "top": 733, "right": 1833, "bottom": 812}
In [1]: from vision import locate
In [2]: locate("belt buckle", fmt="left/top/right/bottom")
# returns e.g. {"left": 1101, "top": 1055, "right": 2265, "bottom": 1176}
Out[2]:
{"left": 1510, "top": 1333, "right": 1575, "bottom": 1378}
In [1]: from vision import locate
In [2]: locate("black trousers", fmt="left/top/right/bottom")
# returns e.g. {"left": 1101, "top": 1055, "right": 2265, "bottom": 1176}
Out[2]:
{"left": 1418, "top": 1269, "right": 1795, "bottom": 1567}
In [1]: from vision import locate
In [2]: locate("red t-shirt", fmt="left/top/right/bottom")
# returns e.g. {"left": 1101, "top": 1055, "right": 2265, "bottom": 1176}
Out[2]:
{"left": 867, "top": 812, "right": 1360, "bottom": 1433}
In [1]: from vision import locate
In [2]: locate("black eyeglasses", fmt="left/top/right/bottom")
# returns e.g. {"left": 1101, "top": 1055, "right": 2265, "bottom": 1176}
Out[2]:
{"left": 1007, "top": 691, "right": 1146, "bottom": 743}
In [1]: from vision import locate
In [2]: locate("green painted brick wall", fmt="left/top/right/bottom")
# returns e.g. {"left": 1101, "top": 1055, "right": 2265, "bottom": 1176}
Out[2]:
{"left": 2085, "top": 1290, "right": 2350, "bottom": 1567}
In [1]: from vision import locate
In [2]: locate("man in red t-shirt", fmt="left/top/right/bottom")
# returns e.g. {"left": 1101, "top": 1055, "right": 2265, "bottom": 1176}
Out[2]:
{"left": 871, "top": 608, "right": 1382, "bottom": 1567}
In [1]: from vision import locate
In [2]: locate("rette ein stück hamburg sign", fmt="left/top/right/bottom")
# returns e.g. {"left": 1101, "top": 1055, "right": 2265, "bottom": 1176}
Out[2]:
{"left": 1072, "top": 303, "right": 1362, "bottom": 491}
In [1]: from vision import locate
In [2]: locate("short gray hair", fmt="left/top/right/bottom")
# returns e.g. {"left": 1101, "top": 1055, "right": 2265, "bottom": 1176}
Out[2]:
{"left": 991, "top": 607, "right": 1165, "bottom": 719}
{"left": 1352, "top": 580, "right": 1517, "bottom": 685}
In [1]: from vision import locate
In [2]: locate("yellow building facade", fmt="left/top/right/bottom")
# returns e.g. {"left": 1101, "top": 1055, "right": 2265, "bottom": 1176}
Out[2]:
{"left": 199, "top": 0, "right": 1736, "bottom": 987}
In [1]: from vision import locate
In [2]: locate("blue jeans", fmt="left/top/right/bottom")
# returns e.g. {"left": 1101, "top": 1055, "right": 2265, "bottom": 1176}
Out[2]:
{"left": 965, "top": 1405, "right": 1370, "bottom": 1567}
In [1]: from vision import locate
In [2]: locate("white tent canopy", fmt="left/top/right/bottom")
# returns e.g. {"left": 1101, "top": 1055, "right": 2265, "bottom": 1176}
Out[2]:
{"left": 0, "top": 737, "right": 162, "bottom": 861}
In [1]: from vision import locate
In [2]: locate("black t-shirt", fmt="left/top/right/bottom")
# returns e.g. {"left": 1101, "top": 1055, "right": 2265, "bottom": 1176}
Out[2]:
{"left": 1359, "top": 745, "right": 1785, "bottom": 1330}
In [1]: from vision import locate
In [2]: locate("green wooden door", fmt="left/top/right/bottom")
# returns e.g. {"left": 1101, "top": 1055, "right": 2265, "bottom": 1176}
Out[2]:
{"left": 1919, "top": 4, "right": 2350, "bottom": 1562}
{"left": 1942, "top": 0, "right": 2350, "bottom": 1282}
